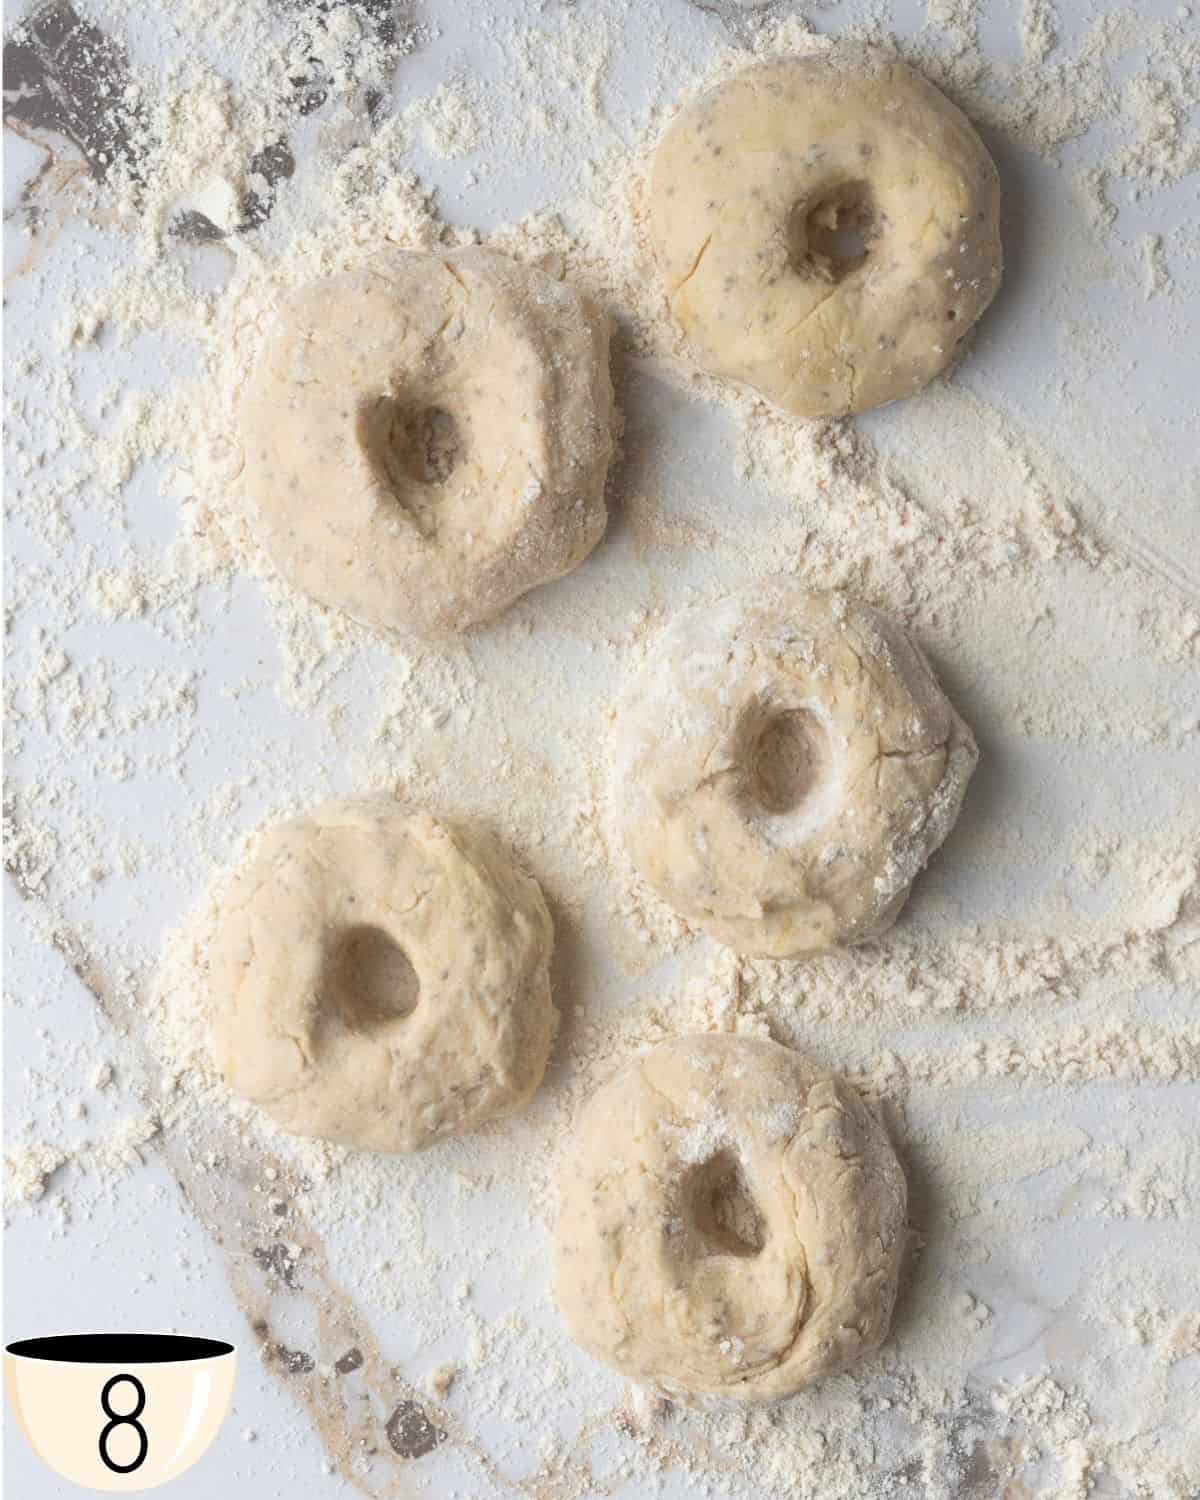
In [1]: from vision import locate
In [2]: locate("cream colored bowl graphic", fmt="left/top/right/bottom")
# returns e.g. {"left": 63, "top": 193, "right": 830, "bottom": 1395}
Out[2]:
{"left": 5, "top": 1334, "right": 236, "bottom": 1492}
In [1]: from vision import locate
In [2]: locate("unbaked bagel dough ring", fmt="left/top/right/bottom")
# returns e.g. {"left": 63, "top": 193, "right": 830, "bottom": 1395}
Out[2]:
{"left": 616, "top": 584, "right": 978, "bottom": 958}
{"left": 208, "top": 797, "right": 555, "bottom": 1153}
{"left": 649, "top": 44, "right": 1002, "bottom": 417}
{"left": 241, "top": 247, "right": 614, "bottom": 636}
{"left": 556, "top": 1034, "right": 907, "bottom": 1403}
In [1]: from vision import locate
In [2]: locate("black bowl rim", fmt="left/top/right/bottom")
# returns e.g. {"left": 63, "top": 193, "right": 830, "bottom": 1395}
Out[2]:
{"left": 6, "top": 1334, "right": 235, "bottom": 1364}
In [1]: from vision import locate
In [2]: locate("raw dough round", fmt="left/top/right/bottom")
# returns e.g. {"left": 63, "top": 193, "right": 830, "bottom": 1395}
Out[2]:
{"left": 208, "top": 797, "right": 555, "bottom": 1153}
{"left": 241, "top": 247, "right": 614, "bottom": 636}
{"left": 556, "top": 1034, "right": 907, "bottom": 1402}
{"left": 648, "top": 44, "right": 1002, "bottom": 417}
{"left": 616, "top": 584, "right": 977, "bottom": 958}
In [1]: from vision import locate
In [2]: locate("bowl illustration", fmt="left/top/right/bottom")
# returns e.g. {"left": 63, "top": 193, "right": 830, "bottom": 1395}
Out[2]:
{"left": 5, "top": 1333, "right": 236, "bottom": 1492}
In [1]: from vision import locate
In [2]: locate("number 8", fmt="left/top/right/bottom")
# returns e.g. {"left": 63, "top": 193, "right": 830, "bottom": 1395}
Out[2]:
{"left": 98, "top": 1374, "right": 149, "bottom": 1474}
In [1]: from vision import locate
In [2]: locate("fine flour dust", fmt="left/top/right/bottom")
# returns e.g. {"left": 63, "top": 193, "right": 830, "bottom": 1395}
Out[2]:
{"left": 4, "top": 0, "right": 1200, "bottom": 1496}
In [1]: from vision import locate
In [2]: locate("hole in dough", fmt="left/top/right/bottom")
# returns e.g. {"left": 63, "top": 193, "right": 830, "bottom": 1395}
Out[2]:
{"left": 358, "top": 397, "right": 464, "bottom": 531}
{"left": 789, "top": 181, "right": 875, "bottom": 282}
{"left": 746, "top": 707, "right": 832, "bottom": 816}
{"left": 323, "top": 924, "right": 420, "bottom": 1031}
{"left": 684, "top": 1150, "right": 766, "bottom": 1258}
{"left": 403, "top": 405, "right": 462, "bottom": 485}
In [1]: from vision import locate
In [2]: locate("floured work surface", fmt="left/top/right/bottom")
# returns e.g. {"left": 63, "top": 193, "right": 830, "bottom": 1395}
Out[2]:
{"left": 3, "top": 0, "right": 1199, "bottom": 1495}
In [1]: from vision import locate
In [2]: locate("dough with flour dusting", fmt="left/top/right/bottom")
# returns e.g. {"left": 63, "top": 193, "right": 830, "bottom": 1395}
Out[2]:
{"left": 616, "top": 584, "right": 978, "bottom": 957}
{"left": 241, "top": 247, "right": 613, "bottom": 635}
{"left": 649, "top": 44, "right": 1002, "bottom": 417}
{"left": 208, "top": 796, "right": 555, "bottom": 1153}
{"left": 556, "top": 1034, "right": 907, "bottom": 1403}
